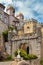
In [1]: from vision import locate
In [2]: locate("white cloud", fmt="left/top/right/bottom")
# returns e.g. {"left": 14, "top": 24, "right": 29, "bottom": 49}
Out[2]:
{"left": 14, "top": 0, "right": 35, "bottom": 19}
{"left": 32, "top": 3, "right": 43, "bottom": 14}
{"left": 3, "top": 0, "right": 12, "bottom": 4}
{"left": 0, "top": 0, "right": 2, "bottom": 2}
{"left": 0, "top": 0, "right": 13, "bottom": 6}
{"left": 16, "top": 1, "right": 23, "bottom": 8}
{"left": 0, "top": 0, "right": 43, "bottom": 22}
{"left": 13, "top": 1, "right": 24, "bottom": 9}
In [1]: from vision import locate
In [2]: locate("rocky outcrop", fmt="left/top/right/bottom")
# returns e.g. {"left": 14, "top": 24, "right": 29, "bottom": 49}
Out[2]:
{"left": 11, "top": 60, "right": 29, "bottom": 65}
{"left": 0, "top": 51, "right": 8, "bottom": 61}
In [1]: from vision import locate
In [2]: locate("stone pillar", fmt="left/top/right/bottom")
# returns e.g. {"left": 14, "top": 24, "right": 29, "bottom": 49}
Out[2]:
{"left": 12, "top": 41, "right": 16, "bottom": 58}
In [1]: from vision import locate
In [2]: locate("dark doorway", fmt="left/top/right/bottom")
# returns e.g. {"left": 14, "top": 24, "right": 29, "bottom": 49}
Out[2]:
{"left": 27, "top": 46, "right": 29, "bottom": 54}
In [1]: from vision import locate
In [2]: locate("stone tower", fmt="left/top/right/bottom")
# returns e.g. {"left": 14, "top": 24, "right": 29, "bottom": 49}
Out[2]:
{"left": 16, "top": 12, "right": 24, "bottom": 19}
{"left": 6, "top": 4, "right": 15, "bottom": 16}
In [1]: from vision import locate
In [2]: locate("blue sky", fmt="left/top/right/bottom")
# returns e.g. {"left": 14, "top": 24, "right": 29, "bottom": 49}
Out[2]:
{"left": 0, "top": 0, "right": 43, "bottom": 23}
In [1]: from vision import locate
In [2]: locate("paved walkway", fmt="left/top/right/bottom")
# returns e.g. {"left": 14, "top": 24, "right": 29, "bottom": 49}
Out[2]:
{"left": 0, "top": 61, "right": 12, "bottom": 65}
{"left": 0, "top": 60, "right": 29, "bottom": 65}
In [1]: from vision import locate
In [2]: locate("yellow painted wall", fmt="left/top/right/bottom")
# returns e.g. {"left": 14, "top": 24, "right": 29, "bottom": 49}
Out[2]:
{"left": 24, "top": 22, "right": 33, "bottom": 34}
{"left": 41, "top": 27, "right": 43, "bottom": 35}
{"left": 18, "top": 30, "right": 23, "bottom": 35}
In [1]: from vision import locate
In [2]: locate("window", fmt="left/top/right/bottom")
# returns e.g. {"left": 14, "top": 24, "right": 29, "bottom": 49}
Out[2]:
{"left": 27, "top": 26, "right": 30, "bottom": 29}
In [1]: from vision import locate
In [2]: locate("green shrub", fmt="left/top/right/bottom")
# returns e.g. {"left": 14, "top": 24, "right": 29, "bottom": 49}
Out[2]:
{"left": 14, "top": 49, "right": 38, "bottom": 60}
{"left": 0, "top": 54, "right": 13, "bottom": 61}
{"left": 23, "top": 55, "right": 29, "bottom": 60}
{"left": 20, "top": 49, "right": 27, "bottom": 57}
{"left": 28, "top": 54, "right": 38, "bottom": 60}
{"left": 14, "top": 49, "right": 27, "bottom": 56}
{"left": 14, "top": 50, "right": 18, "bottom": 57}
{"left": 40, "top": 59, "right": 43, "bottom": 65}
{"left": 5, "top": 55, "right": 12, "bottom": 61}
{"left": 14, "top": 49, "right": 28, "bottom": 60}
{"left": 20, "top": 49, "right": 28, "bottom": 60}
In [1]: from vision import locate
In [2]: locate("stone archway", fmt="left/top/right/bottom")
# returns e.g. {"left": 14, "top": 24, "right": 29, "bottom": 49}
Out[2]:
{"left": 19, "top": 43, "right": 32, "bottom": 54}
{"left": 19, "top": 43, "right": 27, "bottom": 50}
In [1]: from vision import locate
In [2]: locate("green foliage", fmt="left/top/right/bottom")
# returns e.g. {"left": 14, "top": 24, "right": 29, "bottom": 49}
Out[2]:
{"left": 2, "top": 30, "right": 8, "bottom": 42}
{"left": 14, "top": 49, "right": 27, "bottom": 57}
{"left": 5, "top": 55, "right": 13, "bottom": 61}
{"left": 14, "top": 50, "right": 18, "bottom": 57}
{"left": 14, "top": 49, "right": 28, "bottom": 60}
{"left": 20, "top": 49, "right": 27, "bottom": 57}
{"left": 40, "top": 59, "right": 43, "bottom": 65}
{"left": 28, "top": 54, "right": 38, "bottom": 60}
{"left": 14, "top": 49, "right": 38, "bottom": 60}
{"left": 9, "top": 26, "right": 14, "bottom": 31}
{"left": 0, "top": 54, "right": 13, "bottom": 61}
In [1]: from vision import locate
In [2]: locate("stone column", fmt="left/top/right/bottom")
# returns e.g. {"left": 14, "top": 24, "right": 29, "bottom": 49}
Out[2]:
{"left": 12, "top": 41, "right": 17, "bottom": 58}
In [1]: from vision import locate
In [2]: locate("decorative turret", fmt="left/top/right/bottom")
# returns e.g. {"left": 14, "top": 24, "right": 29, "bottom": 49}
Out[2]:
{"left": 29, "top": 18, "right": 37, "bottom": 23}
{"left": 6, "top": 4, "right": 15, "bottom": 16}
{"left": 16, "top": 12, "right": 24, "bottom": 19}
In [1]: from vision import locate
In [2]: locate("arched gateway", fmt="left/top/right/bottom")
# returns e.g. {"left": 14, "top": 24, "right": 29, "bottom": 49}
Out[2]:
{"left": 19, "top": 43, "right": 32, "bottom": 54}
